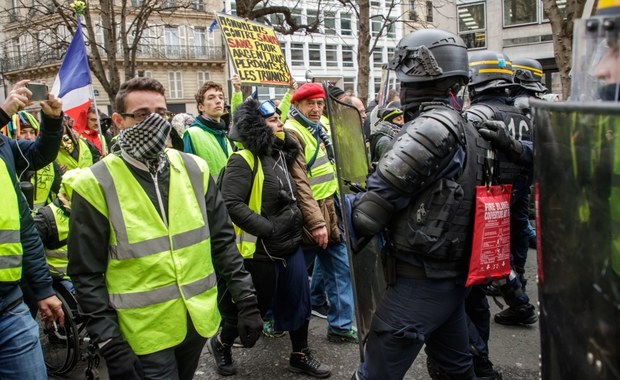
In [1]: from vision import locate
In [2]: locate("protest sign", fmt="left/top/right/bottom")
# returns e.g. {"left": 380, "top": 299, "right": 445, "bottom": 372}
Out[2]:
{"left": 216, "top": 13, "right": 291, "bottom": 86}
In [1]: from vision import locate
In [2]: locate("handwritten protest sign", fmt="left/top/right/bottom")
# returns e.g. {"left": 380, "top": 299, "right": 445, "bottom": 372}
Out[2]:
{"left": 216, "top": 13, "right": 291, "bottom": 86}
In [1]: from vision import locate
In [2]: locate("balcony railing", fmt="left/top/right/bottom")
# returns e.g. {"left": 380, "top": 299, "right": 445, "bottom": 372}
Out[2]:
{"left": 1, "top": 45, "right": 226, "bottom": 72}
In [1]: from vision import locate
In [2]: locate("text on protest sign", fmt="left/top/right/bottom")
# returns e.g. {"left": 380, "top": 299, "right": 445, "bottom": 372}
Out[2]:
{"left": 216, "top": 13, "right": 291, "bottom": 86}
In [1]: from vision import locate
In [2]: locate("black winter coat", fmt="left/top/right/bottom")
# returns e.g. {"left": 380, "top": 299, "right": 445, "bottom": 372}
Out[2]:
{"left": 221, "top": 101, "right": 303, "bottom": 260}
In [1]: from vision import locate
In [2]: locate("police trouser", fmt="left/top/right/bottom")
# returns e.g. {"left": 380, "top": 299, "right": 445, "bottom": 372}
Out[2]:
{"left": 357, "top": 264, "right": 474, "bottom": 380}
{"left": 465, "top": 284, "right": 490, "bottom": 357}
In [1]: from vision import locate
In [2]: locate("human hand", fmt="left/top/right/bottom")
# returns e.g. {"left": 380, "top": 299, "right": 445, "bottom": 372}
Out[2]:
{"left": 311, "top": 226, "right": 329, "bottom": 249}
{"left": 236, "top": 296, "right": 263, "bottom": 348}
{"left": 232, "top": 74, "right": 242, "bottom": 92}
{"left": 1, "top": 80, "right": 32, "bottom": 116}
{"left": 478, "top": 120, "right": 523, "bottom": 161}
{"left": 40, "top": 93, "right": 63, "bottom": 117}
{"left": 38, "top": 295, "right": 65, "bottom": 328}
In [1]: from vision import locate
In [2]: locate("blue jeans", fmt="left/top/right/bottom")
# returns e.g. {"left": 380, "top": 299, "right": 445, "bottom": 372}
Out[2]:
{"left": 0, "top": 301, "right": 47, "bottom": 379}
{"left": 304, "top": 241, "right": 355, "bottom": 331}
{"left": 357, "top": 276, "right": 473, "bottom": 380}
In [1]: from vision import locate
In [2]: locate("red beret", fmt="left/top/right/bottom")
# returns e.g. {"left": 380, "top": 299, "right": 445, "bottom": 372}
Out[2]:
{"left": 291, "top": 83, "right": 325, "bottom": 103}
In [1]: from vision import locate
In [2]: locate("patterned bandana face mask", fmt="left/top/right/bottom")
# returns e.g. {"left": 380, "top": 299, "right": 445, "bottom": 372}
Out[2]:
{"left": 118, "top": 113, "right": 171, "bottom": 170}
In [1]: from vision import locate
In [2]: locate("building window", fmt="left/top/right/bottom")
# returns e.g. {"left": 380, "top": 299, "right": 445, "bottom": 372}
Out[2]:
{"left": 458, "top": 3, "right": 486, "bottom": 50}
{"left": 503, "top": 0, "right": 537, "bottom": 27}
{"left": 342, "top": 45, "right": 354, "bottom": 68}
{"left": 193, "top": 27, "right": 206, "bottom": 56}
{"left": 291, "top": 43, "right": 304, "bottom": 66}
{"left": 169, "top": 71, "right": 182, "bottom": 99}
{"left": 343, "top": 77, "right": 355, "bottom": 94}
{"left": 324, "top": 11, "right": 336, "bottom": 35}
{"left": 131, "top": 0, "right": 143, "bottom": 7}
{"left": 290, "top": 9, "right": 302, "bottom": 27}
{"left": 164, "top": 26, "right": 180, "bottom": 56}
{"left": 309, "top": 43, "right": 321, "bottom": 67}
{"left": 340, "top": 13, "right": 352, "bottom": 36}
{"left": 191, "top": 0, "right": 204, "bottom": 11}
{"left": 326, "top": 44, "right": 338, "bottom": 67}
{"left": 386, "top": 19, "right": 396, "bottom": 38}
{"left": 426, "top": 1, "right": 433, "bottom": 22}
{"left": 373, "top": 48, "right": 383, "bottom": 68}
{"left": 371, "top": 18, "right": 382, "bottom": 37}
{"left": 279, "top": 42, "right": 287, "bottom": 61}
{"left": 371, "top": 0, "right": 380, "bottom": 6}
{"left": 197, "top": 71, "right": 210, "bottom": 87}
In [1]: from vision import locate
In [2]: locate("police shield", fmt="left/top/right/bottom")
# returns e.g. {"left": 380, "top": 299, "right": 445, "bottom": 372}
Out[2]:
{"left": 532, "top": 99, "right": 620, "bottom": 379}
{"left": 324, "top": 84, "right": 385, "bottom": 359}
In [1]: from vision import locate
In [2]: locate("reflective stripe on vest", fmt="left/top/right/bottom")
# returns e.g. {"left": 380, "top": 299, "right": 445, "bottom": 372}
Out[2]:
{"left": 32, "top": 163, "right": 55, "bottom": 211}
{"left": 285, "top": 119, "right": 338, "bottom": 200}
{"left": 45, "top": 202, "right": 69, "bottom": 277}
{"left": 230, "top": 150, "right": 264, "bottom": 259}
{"left": 56, "top": 139, "right": 94, "bottom": 170}
{"left": 0, "top": 159, "right": 22, "bottom": 281}
{"left": 185, "top": 127, "right": 232, "bottom": 179}
{"left": 69, "top": 150, "right": 219, "bottom": 355}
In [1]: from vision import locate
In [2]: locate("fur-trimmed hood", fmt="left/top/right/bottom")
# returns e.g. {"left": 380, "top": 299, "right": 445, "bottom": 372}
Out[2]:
{"left": 232, "top": 100, "right": 299, "bottom": 162}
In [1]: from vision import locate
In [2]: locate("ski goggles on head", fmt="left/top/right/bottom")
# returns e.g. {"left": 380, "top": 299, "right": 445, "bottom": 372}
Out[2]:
{"left": 258, "top": 100, "right": 281, "bottom": 118}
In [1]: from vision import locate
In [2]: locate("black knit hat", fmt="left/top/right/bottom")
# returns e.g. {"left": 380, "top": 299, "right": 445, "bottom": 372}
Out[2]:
{"left": 328, "top": 85, "right": 345, "bottom": 99}
{"left": 380, "top": 107, "right": 404, "bottom": 123}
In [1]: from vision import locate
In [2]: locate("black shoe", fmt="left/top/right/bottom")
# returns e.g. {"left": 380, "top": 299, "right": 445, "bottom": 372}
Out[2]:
{"left": 311, "top": 303, "right": 330, "bottom": 319}
{"left": 207, "top": 336, "right": 236, "bottom": 376}
{"left": 494, "top": 303, "right": 538, "bottom": 326}
{"left": 474, "top": 355, "right": 503, "bottom": 380}
{"left": 289, "top": 348, "right": 332, "bottom": 378}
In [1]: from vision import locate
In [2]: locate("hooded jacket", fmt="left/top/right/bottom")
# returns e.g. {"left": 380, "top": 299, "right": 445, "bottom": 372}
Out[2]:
{"left": 221, "top": 101, "right": 303, "bottom": 260}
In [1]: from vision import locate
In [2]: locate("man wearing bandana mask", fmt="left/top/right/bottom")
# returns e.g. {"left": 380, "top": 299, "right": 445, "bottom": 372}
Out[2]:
{"left": 66, "top": 77, "right": 262, "bottom": 379}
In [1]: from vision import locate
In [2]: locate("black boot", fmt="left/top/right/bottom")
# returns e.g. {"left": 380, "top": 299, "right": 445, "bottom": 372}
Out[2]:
{"left": 473, "top": 355, "right": 502, "bottom": 380}
{"left": 207, "top": 335, "right": 236, "bottom": 376}
{"left": 494, "top": 303, "right": 538, "bottom": 325}
{"left": 289, "top": 348, "right": 332, "bottom": 378}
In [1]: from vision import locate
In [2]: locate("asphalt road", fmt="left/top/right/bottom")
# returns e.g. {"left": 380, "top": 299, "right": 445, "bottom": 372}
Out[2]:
{"left": 51, "top": 248, "right": 540, "bottom": 380}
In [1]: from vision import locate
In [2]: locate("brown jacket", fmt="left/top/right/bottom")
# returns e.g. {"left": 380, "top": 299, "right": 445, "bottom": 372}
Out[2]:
{"left": 286, "top": 128, "right": 341, "bottom": 248}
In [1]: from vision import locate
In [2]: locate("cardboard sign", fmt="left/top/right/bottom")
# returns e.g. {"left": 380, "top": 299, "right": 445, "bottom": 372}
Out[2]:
{"left": 216, "top": 13, "right": 291, "bottom": 86}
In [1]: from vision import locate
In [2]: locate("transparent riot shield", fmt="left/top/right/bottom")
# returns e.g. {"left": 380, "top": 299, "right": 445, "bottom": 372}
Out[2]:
{"left": 532, "top": 99, "right": 620, "bottom": 379}
{"left": 324, "top": 83, "right": 385, "bottom": 361}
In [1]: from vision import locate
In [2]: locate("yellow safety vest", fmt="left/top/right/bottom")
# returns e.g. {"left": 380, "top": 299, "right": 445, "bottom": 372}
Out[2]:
{"left": 285, "top": 119, "right": 338, "bottom": 200}
{"left": 44, "top": 202, "right": 70, "bottom": 277}
{"left": 229, "top": 150, "right": 264, "bottom": 259}
{"left": 0, "top": 159, "right": 22, "bottom": 281}
{"left": 185, "top": 126, "right": 232, "bottom": 178}
{"left": 56, "top": 138, "right": 93, "bottom": 170}
{"left": 32, "top": 163, "right": 56, "bottom": 211}
{"left": 67, "top": 150, "right": 219, "bottom": 355}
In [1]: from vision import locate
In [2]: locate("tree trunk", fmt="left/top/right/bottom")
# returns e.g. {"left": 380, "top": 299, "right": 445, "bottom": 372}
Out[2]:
{"left": 357, "top": 0, "right": 371, "bottom": 106}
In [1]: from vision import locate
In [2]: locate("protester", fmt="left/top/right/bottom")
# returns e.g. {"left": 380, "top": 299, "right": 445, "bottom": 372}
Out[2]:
{"left": 12, "top": 111, "right": 63, "bottom": 211}
{"left": 170, "top": 112, "right": 194, "bottom": 151}
{"left": 66, "top": 77, "right": 262, "bottom": 379}
{"left": 184, "top": 81, "right": 232, "bottom": 178}
{"left": 83, "top": 106, "right": 105, "bottom": 154}
{"left": 0, "top": 79, "right": 65, "bottom": 378}
{"left": 211, "top": 99, "right": 331, "bottom": 378}
{"left": 368, "top": 107, "right": 404, "bottom": 162}
{"left": 284, "top": 82, "right": 358, "bottom": 344}
{"left": 56, "top": 115, "right": 99, "bottom": 172}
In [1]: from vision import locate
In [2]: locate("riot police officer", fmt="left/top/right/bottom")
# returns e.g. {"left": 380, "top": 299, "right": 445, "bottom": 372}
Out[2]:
{"left": 466, "top": 51, "right": 538, "bottom": 329}
{"left": 351, "top": 29, "right": 492, "bottom": 380}
{"left": 511, "top": 58, "right": 548, "bottom": 119}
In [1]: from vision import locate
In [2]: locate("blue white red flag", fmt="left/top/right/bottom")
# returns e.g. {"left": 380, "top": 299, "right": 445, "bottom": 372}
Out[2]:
{"left": 51, "top": 18, "right": 92, "bottom": 138}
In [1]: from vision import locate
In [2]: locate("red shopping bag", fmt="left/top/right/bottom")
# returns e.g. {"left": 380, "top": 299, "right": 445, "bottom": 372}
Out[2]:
{"left": 465, "top": 184, "right": 512, "bottom": 286}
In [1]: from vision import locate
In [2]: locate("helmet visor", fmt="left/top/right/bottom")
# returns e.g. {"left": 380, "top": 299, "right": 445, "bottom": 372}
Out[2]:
{"left": 571, "top": 16, "right": 620, "bottom": 101}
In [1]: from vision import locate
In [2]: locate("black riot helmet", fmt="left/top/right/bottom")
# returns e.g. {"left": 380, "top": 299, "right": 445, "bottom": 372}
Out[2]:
{"left": 468, "top": 50, "right": 517, "bottom": 96}
{"left": 388, "top": 29, "right": 469, "bottom": 84}
{"left": 512, "top": 58, "right": 548, "bottom": 94}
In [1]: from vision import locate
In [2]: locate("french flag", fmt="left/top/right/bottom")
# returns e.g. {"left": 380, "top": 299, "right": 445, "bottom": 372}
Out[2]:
{"left": 51, "top": 18, "right": 92, "bottom": 141}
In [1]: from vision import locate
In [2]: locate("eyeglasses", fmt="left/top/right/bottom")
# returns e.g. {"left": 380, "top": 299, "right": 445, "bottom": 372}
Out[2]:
{"left": 258, "top": 101, "right": 281, "bottom": 118}
{"left": 121, "top": 109, "right": 170, "bottom": 122}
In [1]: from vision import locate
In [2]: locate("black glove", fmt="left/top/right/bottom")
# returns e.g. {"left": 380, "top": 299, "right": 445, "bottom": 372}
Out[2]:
{"left": 235, "top": 295, "right": 263, "bottom": 348}
{"left": 99, "top": 336, "right": 145, "bottom": 380}
{"left": 477, "top": 120, "right": 524, "bottom": 162}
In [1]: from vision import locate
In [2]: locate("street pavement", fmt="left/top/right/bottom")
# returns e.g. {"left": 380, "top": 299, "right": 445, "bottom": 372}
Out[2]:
{"left": 51, "top": 248, "right": 540, "bottom": 380}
